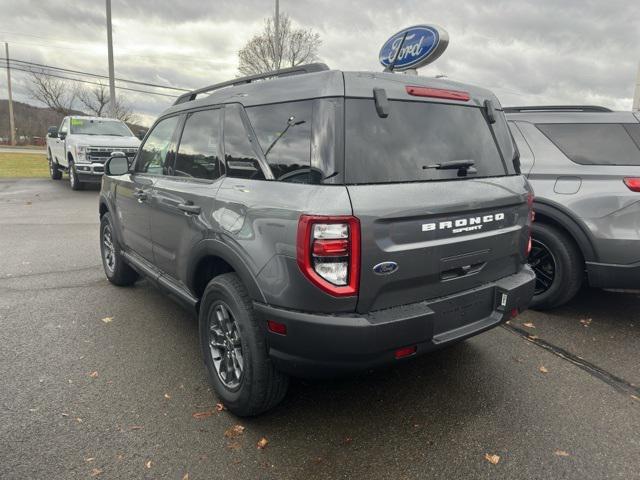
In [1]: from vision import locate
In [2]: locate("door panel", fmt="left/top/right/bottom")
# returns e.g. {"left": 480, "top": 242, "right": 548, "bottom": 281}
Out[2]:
{"left": 115, "top": 175, "right": 156, "bottom": 262}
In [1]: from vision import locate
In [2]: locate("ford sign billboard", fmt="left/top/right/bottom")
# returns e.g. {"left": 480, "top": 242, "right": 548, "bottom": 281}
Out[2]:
{"left": 379, "top": 25, "right": 449, "bottom": 71}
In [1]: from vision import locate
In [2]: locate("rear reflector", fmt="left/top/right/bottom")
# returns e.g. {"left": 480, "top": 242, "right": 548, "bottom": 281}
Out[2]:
{"left": 267, "top": 320, "right": 287, "bottom": 336}
{"left": 405, "top": 86, "right": 470, "bottom": 102}
{"left": 394, "top": 345, "right": 417, "bottom": 359}
{"left": 510, "top": 308, "right": 519, "bottom": 319}
{"left": 624, "top": 177, "right": 640, "bottom": 192}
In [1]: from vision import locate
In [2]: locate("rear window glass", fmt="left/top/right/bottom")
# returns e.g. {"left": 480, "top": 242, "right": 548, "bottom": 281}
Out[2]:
{"left": 246, "top": 101, "right": 313, "bottom": 183}
{"left": 344, "top": 99, "right": 507, "bottom": 184}
{"left": 537, "top": 123, "right": 640, "bottom": 166}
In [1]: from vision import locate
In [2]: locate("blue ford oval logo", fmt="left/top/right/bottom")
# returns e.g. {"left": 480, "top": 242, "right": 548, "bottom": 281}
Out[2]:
{"left": 373, "top": 261, "right": 399, "bottom": 275}
{"left": 379, "top": 25, "right": 449, "bottom": 71}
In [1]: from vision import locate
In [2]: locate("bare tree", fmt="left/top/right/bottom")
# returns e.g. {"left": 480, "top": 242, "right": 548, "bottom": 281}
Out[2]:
{"left": 27, "top": 72, "right": 77, "bottom": 115}
{"left": 78, "top": 82, "right": 138, "bottom": 123}
{"left": 238, "top": 14, "right": 321, "bottom": 76}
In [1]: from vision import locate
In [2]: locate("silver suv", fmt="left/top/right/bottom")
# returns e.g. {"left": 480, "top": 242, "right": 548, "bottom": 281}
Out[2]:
{"left": 507, "top": 106, "right": 640, "bottom": 309}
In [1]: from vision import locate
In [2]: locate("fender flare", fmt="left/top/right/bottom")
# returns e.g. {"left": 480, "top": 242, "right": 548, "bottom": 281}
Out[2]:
{"left": 533, "top": 199, "right": 597, "bottom": 262}
{"left": 187, "top": 238, "right": 266, "bottom": 303}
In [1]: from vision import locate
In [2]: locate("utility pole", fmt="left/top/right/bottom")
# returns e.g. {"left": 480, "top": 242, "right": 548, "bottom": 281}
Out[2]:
{"left": 633, "top": 62, "right": 640, "bottom": 112}
{"left": 274, "top": 0, "right": 280, "bottom": 70}
{"left": 4, "top": 42, "right": 16, "bottom": 146}
{"left": 106, "top": 0, "right": 117, "bottom": 117}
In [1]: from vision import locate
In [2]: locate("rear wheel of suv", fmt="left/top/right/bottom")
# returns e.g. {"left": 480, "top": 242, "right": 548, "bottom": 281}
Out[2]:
{"left": 199, "top": 273, "right": 288, "bottom": 416}
{"left": 528, "top": 222, "right": 583, "bottom": 309}
{"left": 100, "top": 212, "right": 138, "bottom": 286}
{"left": 48, "top": 150, "right": 62, "bottom": 180}
{"left": 68, "top": 160, "right": 84, "bottom": 190}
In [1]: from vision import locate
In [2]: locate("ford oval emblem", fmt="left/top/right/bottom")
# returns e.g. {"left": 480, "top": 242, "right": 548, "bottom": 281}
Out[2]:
{"left": 379, "top": 25, "right": 449, "bottom": 71}
{"left": 373, "top": 261, "right": 399, "bottom": 275}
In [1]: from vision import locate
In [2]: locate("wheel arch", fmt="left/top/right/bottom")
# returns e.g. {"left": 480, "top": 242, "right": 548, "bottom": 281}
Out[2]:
{"left": 188, "top": 239, "right": 266, "bottom": 305}
{"left": 533, "top": 199, "right": 597, "bottom": 262}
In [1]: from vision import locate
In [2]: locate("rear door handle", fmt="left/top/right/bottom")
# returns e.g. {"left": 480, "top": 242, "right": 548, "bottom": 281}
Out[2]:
{"left": 178, "top": 203, "right": 201, "bottom": 215}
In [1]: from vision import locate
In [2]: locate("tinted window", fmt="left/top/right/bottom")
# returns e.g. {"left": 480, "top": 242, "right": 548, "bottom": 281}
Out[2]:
{"left": 537, "top": 123, "right": 640, "bottom": 166}
{"left": 136, "top": 116, "right": 179, "bottom": 174}
{"left": 345, "top": 99, "right": 506, "bottom": 184}
{"left": 223, "top": 104, "right": 265, "bottom": 180}
{"left": 624, "top": 124, "right": 640, "bottom": 148}
{"left": 174, "top": 109, "right": 221, "bottom": 180}
{"left": 246, "top": 101, "right": 313, "bottom": 182}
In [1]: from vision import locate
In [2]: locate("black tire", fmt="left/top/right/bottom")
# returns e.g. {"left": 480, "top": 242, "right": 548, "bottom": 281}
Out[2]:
{"left": 100, "top": 212, "right": 138, "bottom": 286}
{"left": 68, "top": 160, "right": 84, "bottom": 190}
{"left": 528, "top": 222, "right": 583, "bottom": 310}
{"left": 48, "top": 150, "right": 62, "bottom": 180}
{"left": 199, "top": 273, "right": 288, "bottom": 416}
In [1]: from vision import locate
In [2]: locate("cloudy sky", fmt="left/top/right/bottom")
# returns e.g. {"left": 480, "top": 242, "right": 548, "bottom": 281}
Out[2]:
{"left": 1, "top": 0, "right": 638, "bottom": 126}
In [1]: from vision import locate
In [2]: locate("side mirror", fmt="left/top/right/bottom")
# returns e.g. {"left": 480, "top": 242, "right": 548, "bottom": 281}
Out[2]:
{"left": 105, "top": 152, "right": 130, "bottom": 176}
{"left": 136, "top": 129, "right": 147, "bottom": 140}
{"left": 47, "top": 126, "right": 59, "bottom": 138}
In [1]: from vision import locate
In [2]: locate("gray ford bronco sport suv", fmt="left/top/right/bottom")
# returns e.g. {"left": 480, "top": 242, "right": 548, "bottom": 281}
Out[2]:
{"left": 507, "top": 106, "right": 640, "bottom": 309}
{"left": 99, "top": 64, "right": 535, "bottom": 416}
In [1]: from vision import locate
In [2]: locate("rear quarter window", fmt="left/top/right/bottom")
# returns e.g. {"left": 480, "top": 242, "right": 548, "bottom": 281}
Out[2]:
{"left": 537, "top": 123, "right": 640, "bottom": 166}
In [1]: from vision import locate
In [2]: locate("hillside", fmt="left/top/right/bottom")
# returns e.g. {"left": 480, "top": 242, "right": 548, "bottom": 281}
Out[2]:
{"left": 0, "top": 100, "right": 147, "bottom": 143}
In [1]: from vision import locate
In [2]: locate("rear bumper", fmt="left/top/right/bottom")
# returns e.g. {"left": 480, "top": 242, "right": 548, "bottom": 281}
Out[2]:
{"left": 586, "top": 261, "right": 640, "bottom": 289}
{"left": 254, "top": 266, "right": 535, "bottom": 377}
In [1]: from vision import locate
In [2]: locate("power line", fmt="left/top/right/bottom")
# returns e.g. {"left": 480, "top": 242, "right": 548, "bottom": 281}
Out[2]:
{"left": 7, "top": 65, "right": 178, "bottom": 98}
{"left": 0, "top": 57, "right": 190, "bottom": 92}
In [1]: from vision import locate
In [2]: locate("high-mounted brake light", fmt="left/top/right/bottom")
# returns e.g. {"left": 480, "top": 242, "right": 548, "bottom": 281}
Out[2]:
{"left": 624, "top": 177, "right": 640, "bottom": 192}
{"left": 405, "top": 86, "right": 470, "bottom": 102}
{"left": 297, "top": 215, "right": 360, "bottom": 297}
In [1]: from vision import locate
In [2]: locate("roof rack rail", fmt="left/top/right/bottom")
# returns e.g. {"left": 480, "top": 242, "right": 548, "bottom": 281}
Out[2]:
{"left": 503, "top": 105, "right": 613, "bottom": 114}
{"left": 173, "top": 63, "right": 330, "bottom": 106}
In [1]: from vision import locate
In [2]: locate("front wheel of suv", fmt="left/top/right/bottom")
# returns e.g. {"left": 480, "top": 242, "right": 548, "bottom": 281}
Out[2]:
{"left": 199, "top": 273, "right": 289, "bottom": 416}
{"left": 100, "top": 212, "right": 138, "bottom": 286}
{"left": 528, "top": 222, "right": 583, "bottom": 310}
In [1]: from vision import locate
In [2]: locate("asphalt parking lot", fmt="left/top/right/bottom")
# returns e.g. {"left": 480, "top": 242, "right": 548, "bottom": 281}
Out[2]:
{"left": 1, "top": 178, "right": 639, "bottom": 480}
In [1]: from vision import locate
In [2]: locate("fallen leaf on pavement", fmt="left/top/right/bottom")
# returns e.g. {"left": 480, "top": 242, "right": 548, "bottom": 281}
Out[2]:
{"left": 89, "top": 371, "right": 98, "bottom": 378}
{"left": 224, "top": 425, "right": 245, "bottom": 438}
{"left": 182, "top": 474, "right": 189, "bottom": 480}
{"left": 257, "top": 437, "right": 269, "bottom": 449}
{"left": 129, "top": 425, "right": 143, "bottom": 430}
{"left": 484, "top": 453, "right": 500, "bottom": 465}
{"left": 90, "top": 468, "right": 103, "bottom": 477}
{"left": 145, "top": 459, "right": 152, "bottom": 469}
{"left": 539, "top": 366, "right": 549, "bottom": 374}
{"left": 101, "top": 317, "right": 113, "bottom": 324}
{"left": 192, "top": 411, "right": 212, "bottom": 419}
{"left": 227, "top": 441, "right": 241, "bottom": 451}
{"left": 631, "top": 395, "right": 639, "bottom": 402}
{"left": 215, "top": 403, "right": 225, "bottom": 412}
{"left": 164, "top": 393, "right": 171, "bottom": 400}
{"left": 76, "top": 417, "right": 83, "bottom": 423}
{"left": 580, "top": 318, "right": 592, "bottom": 327}
{"left": 522, "top": 322, "right": 536, "bottom": 329}
{"left": 85, "top": 457, "right": 95, "bottom": 463}
{"left": 528, "top": 335, "right": 539, "bottom": 340}
{"left": 554, "top": 450, "right": 570, "bottom": 457}
{"left": 61, "top": 413, "right": 69, "bottom": 417}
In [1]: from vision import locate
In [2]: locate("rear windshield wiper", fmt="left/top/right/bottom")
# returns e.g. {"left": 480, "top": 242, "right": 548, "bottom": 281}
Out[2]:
{"left": 423, "top": 159, "right": 477, "bottom": 176}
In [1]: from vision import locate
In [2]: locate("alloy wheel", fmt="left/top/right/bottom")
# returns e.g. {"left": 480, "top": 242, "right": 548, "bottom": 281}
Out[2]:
{"left": 102, "top": 224, "right": 116, "bottom": 274}
{"left": 528, "top": 238, "right": 556, "bottom": 295}
{"left": 208, "top": 301, "right": 244, "bottom": 390}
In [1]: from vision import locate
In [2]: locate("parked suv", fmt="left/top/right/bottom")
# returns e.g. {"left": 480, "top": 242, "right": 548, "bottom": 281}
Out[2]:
{"left": 506, "top": 106, "right": 640, "bottom": 309}
{"left": 99, "top": 64, "right": 535, "bottom": 416}
{"left": 46, "top": 116, "right": 140, "bottom": 190}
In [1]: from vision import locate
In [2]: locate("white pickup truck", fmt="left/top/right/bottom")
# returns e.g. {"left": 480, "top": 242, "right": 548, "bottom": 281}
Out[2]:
{"left": 46, "top": 116, "right": 142, "bottom": 190}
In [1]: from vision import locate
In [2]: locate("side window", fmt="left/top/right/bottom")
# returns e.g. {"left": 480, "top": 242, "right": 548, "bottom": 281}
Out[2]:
{"left": 537, "top": 123, "right": 640, "bottom": 166}
{"left": 59, "top": 118, "right": 69, "bottom": 134}
{"left": 508, "top": 121, "right": 534, "bottom": 173}
{"left": 223, "top": 104, "right": 265, "bottom": 180}
{"left": 246, "top": 101, "right": 313, "bottom": 183}
{"left": 136, "top": 116, "right": 179, "bottom": 174}
{"left": 174, "top": 109, "right": 221, "bottom": 180}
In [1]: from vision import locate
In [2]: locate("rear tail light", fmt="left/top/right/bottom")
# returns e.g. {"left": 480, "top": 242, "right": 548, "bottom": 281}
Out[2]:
{"left": 624, "top": 177, "right": 640, "bottom": 192}
{"left": 297, "top": 215, "right": 360, "bottom": 296}
{"left": 405, "top": 86, "right": 470, "bottom": 102}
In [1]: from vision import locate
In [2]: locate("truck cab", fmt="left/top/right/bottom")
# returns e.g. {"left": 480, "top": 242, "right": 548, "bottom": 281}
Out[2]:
{"left": 47, "top": 116, "right": 141, "bottom": 190}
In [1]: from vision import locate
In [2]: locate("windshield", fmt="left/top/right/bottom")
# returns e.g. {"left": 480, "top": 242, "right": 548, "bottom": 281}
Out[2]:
{"left": 70, "top": 118, "right": 134, "bottom": 137}
{"left": 344, "top": 99, "right": 509, "bottom": 184}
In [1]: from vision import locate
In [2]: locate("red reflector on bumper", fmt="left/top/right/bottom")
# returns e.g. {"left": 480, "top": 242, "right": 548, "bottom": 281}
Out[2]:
{"left": 394, "top": 345, "right": 417, "bottom": 359}
{"left": 510, "top": 308, "right": 519, "bottom": 319}
{"left": 624, "top": 177, "right": 640, "bottom": 192}
{"left": 267, "top": 320, "right": 287, "bottom": 335}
